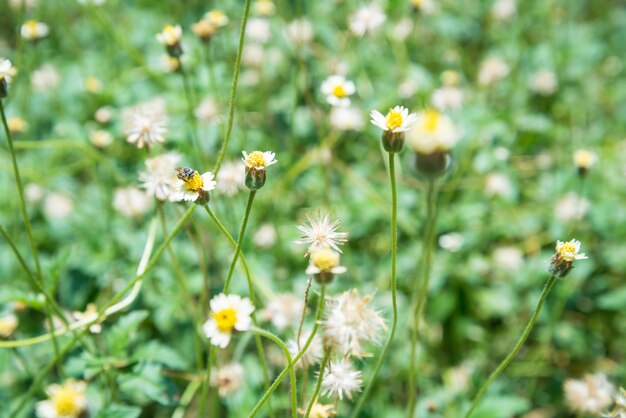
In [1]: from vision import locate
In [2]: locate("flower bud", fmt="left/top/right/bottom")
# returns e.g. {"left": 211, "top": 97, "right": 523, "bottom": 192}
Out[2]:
{"left": 0, "top": 78, "right": 7, "bottom": 99}
{"left": 245, "top": 168, "right": 266, "bottom": 191}
{"left": 415, "top": 150, "right": 451, "bottom": 178}
{"left": 382, "top": 130, "right": 405, "bottom": 153}
{"left": 548, "top": 239, "right": 587, "bottom": 278}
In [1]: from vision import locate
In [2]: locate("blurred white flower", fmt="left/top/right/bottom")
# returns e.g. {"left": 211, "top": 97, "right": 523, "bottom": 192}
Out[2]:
{"left": 406, "top": 109, "right": 458, "bottom": 154}
{"left": 478, "top": 57, "right": 510, "bottom": 86}
{"left": 485, "top": 173, "right": 514, "bottom": 198}
{"left": 321, "top": 75, "right": 356, "bottom": 107}
{"left": 89, "top": 130, "right": 113, "bottom": 148}
{"left": 242, "top": 44, "right": 265, "bottom": 67}
{"left": 554, "top": 193, "right": 590, "bottom": 222}
{"left": 431, "top": 86, "right": 464, "bottom": 111}
{"left": 295, "top": 212, "right": 349, "bottom": 254}
{"left": 160, "top": 55, "right": 180, "bottom": 73}
{"left": 122, "top": 98, "right": 168, "bottom": 148}
{"left": 389, "top": 18, "right": 413, "bottom": 42}
{"left": 0, "top": 58, "right": 17, "bottom": 84}
{"left": 285, "top": 19, "right": 313, "bottom": 45}
{"left": 492, "top": 246, "right": 524, "bottom": 271}
{"left": 210, "top": 363, "right": 245, "bottom": 397}
{"left": 253, "top": 0, "right": 275, "bottom": 16}
{"left": 298, "top": 402, "right": 336, "bottom": 418}
{"left": 44, "top": 193, "right": 74, "bottom": 220}
{"left": 156, "top": 24, "right": 182, "bottom": 46}
{"left": 8, "top": 116, "right": 28, "bottom": 134}
{"left": 216, "top": 160, "right": 245, "bottom": 196}
{"left": 25, "top": 184, "right": 45, "bottom": 204}
{"left": 564, "top": 374, "right": 614, "bottom": 414}
{"left": 323, "top": 289, "right": 386, "bottom": 357}
{"left": 77, "top": 0, "right": 106, "bottom": 5}
{"left": 36, "top": 379, "right": 88, "bottom": 418}
{"left": 113, "top": 187, "right": 151, "bottom": 218}
{"left": 203, "top": 293, "right": 254, "bottom": 348}
{"left": 330, "top": 106, "right": 365, "bottom": 131}
{"left": 438, "top": 232, "right": 464, "bottom": 252}
{"left": 253, "top": 223, "right": 277, "bottom": 248}
{"left": 399, "top": 78, "right": 419, "bottom": 98}
{"left": 31, "top": 65, "right": 60, "bottom": 92}
{"left": 530, "top": 69, "right": 558, "bottom": 96}
{"left": 139, "top": 152, "right": 181, "bottom": 201}
{"left": 195, "top": 96, "right": 219, "bottom": 122}
{"left": 321, "top": 358, "right": 363, "bottom": 400}
{"left": 21, "top": 20, "right": 49, "bottom": 41}
{"left": 10, "top": 0, "right": 36, "bottom": 8}
{"left": 410, "top": 0, "right": 437, "bottom": 14}
{"left": 246, "top": 18, "right": 271, "bottom": 43}
{"left": 0, "top": 314, "right": 18, "bottom": 338}
{"left": 261, "top": 293, "right": 304, "bottom": 331}
{"left": 287, "top": 329, "right": 323, "bottom": 368}
{"left": 95, "top": 106, "right": 113, "bottom": 124}
{"left": 349, "top": 4, "right": 386, "bottom": 37}
{"left": 491, "top": 0, "right": 516, "bottom": 22}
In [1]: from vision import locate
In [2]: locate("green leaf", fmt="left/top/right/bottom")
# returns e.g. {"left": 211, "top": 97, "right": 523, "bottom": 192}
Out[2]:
{"left": 106, "top": 310, "right": 150, "bottom": 355}
{"left": 132, "top": 340, "right": 189, "bottom": 370}
{"left": 96, "top": 404, "right": 142, "bottom": 418}
{"left": 117, "top": 363, "right": 173, "bottom": 406}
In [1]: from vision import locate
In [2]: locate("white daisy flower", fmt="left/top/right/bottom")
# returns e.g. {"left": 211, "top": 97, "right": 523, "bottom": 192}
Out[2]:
{"left": 36, "top": 379, "right": 88, "bottom": 418}
{"left": 156, "top": 24, "right": 182, "bottom": 46}
{"left": 210, "top": 363, "right": 245, "bottom": 397}
{"left": 321, "top": 358, "right": 363, "bottom": 400}
{"left": 242, "top": 150, "right": 277, "bottom": 171}
{"left": 31, "top": 64, "right": 60, "bottom": 91}
{"left": 113, "top": 187, "right": 152, "bottom": 218}
{"left": 478, "top": 57, "right": 510, "bottom": 86}
{"left": 261, "top": 293, "right": 305, "bottom": 331}
{"left": 216, "top": 160, "right": 245, "bottom": 196}
{"left": 431, "top": 86, "right": 464, "bottom": 111}
{"left": 370, "top": 106, "right": 417, "bottom": 133}
{"left": 203, "top": 293, "right": 254, "bottom": 348}
{"left": 330, "top": 106, "right": 365, "bottom": 131}
{"left": 246, "top": 18, "right": 271, "bottom": 43}
{"left": 491, "top": 0, "right": 516, "bottom": 22}
{"left": 139, "top": 152, "right": 181, "bottom": 201}
{"left": 348, "top": 4, "right": 386, "bottom": 37}
{"left": 287, "top": 328, "right": 323, "bottom": 369}
{"left": 529, "top": 69, "right": 558, "bottom": 95}
{"left": 323, "top": 289, "right": 386, "bottom": 357}
{"left": 284, "top": 19, "right": 314, "bottom": 45}
{"left": 0, "top": 58, "right": 18, "bottom": 83}
{"left": 555, "top": 239, "right": 588, "bottom": 262}
{"left": 122, "top": 98, "right": 168, "bottom": 148}
{"left": 320, "top": 75, "right": 356, "bottom": 107}
{"left": 172, "top": 168, "right": 217, "bottom": 202}
{"left": 21, "top": 20, "right": 49, "bottom": 40}
{"left": 194, "top": 96, "right": 218, "bottom": 122}
{"left": 564, "top": 374, "right": 614, "bottom": 414}
{"left": 406, "top": 109, "right": 459, "bottom": 154}
{"left": 305, "top": 247, "right": 347, "bottom": 276}
{"left": 295, "top": 212, "right": 349, "bottom": 254}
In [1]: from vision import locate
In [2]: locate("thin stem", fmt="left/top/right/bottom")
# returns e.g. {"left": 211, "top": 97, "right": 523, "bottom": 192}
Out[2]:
{"left": 408, "top": 179, "right": 438, "bottom": 417}
{"left": 0, "top": 100, "right": 64, "bottom": 369}
{"left": 465, "top": 274, "right": 558, "bottom": 417}
{"left": 199, "top": 346, "right": 215, "bottom": 418}
{"left": 297, "top": 276, "right": 313, "bottom": 406}
{"left": 350, "top": 152, "right": 399, "bottom": 418}
{"left": 223, "top": 190, "right": 256, "bottom": 293}
{"left": 249, "top": 327, "right": 298, "bottom": 418}
{"left": 248, "top": 286, "right": 326, "bottom": 418}
{"left": 304, "top": 352, "right": 330, "bottom": 418}
{"left": 172, "top": 378, "right": 202, "bottom": 418}
{"left": 213, "top": 0, "right": 252, "bottom": 174}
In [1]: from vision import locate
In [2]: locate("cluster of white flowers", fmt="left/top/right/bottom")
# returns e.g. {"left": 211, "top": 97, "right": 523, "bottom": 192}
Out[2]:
{"left": 139, "top": 152, "right": 181, "bottom": 201}
{"left": 564, "top": 373, "right": 614, "bottom": 414}
{"left": 349, "top": 4, "right": 386, "bottom": 37}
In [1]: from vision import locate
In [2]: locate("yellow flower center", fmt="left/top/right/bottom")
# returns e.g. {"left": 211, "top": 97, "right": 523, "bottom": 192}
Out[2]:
{"left": 311, "top": 248, "right": 340, "bottom": 272}
{"left": 53, "top": 387, "right": 81, "bottom": 416}
{"left": 423, "top": 109, "right": 440, "bottom": 132}
{"left": 574, "top": 150, "right": 593, "bottom": 169}
{"left": 557, "top": 242, "right": 577, "bottom": 261}
{"left": 333, "top": 85, "right": 348, "bottom": 98}
{"left": 209, "top": 11, "right": 225, "bottom": 21}
{"left": 385, "top": 109, "right": 404, "bottom": 131}
{"left": 246, "top": 151, "right": 267, "bottom": 168}
{"left": 26, "top": 20, "right": 38, "bottom": 31}
{"left": 182, "top": 171, "right": 204, "bottom": 191}
{"left": 214, "top": 308, "right": 237, "bottom": 332}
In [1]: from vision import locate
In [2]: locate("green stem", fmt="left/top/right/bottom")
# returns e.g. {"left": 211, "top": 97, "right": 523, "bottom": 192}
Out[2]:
{"left": 199, "top": 346, "right": 215, "bottom": 418}
{"left": 464, "top": 275, "right": 558, "bottom": 418}
{"left": 0, "top": 100, "right": 64, "bottom": 371}
{"left": 213, "top": 0, "right": 252, "bottom": 174}
{"left": 248, "top": 286, "right": 326, "bottom": 418}
{"left": 223, "top": 190, "right": 256, "bottom": 293}
{"left": 304, "top": 352, "right": 330, "bottom": 418}
{"left": 203, "top": 204, "right": 274, "bottom": 417}
{"left": 408, "top": 179, "right": 438, "bottom": 417}
{"left": 249, "top": 327, "right": 298, "bottom": 418}
{"left": 350, "top": 152, "right": 399, "bottom": 418}
{"left": 172, "top": 378, "right": 202, "bottom": 418}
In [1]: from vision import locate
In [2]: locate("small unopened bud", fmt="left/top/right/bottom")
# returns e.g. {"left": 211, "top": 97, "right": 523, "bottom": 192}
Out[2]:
{"left": 414, "top": 151, "right": 451, "bottom": 178}
{"left": 573, "top": 149, "right": 595, "bottom": 177}
{"left": 548, "top": 239, "right": 588, "bottom": 278}
{"left": 382, "top": 130, "right": 405, "bottom": 153}
{"left": 0, "top": 78, "right": 7, "bottom": 99}
{"left": 245, "top": 168, "right": 266, "bottom": 191}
